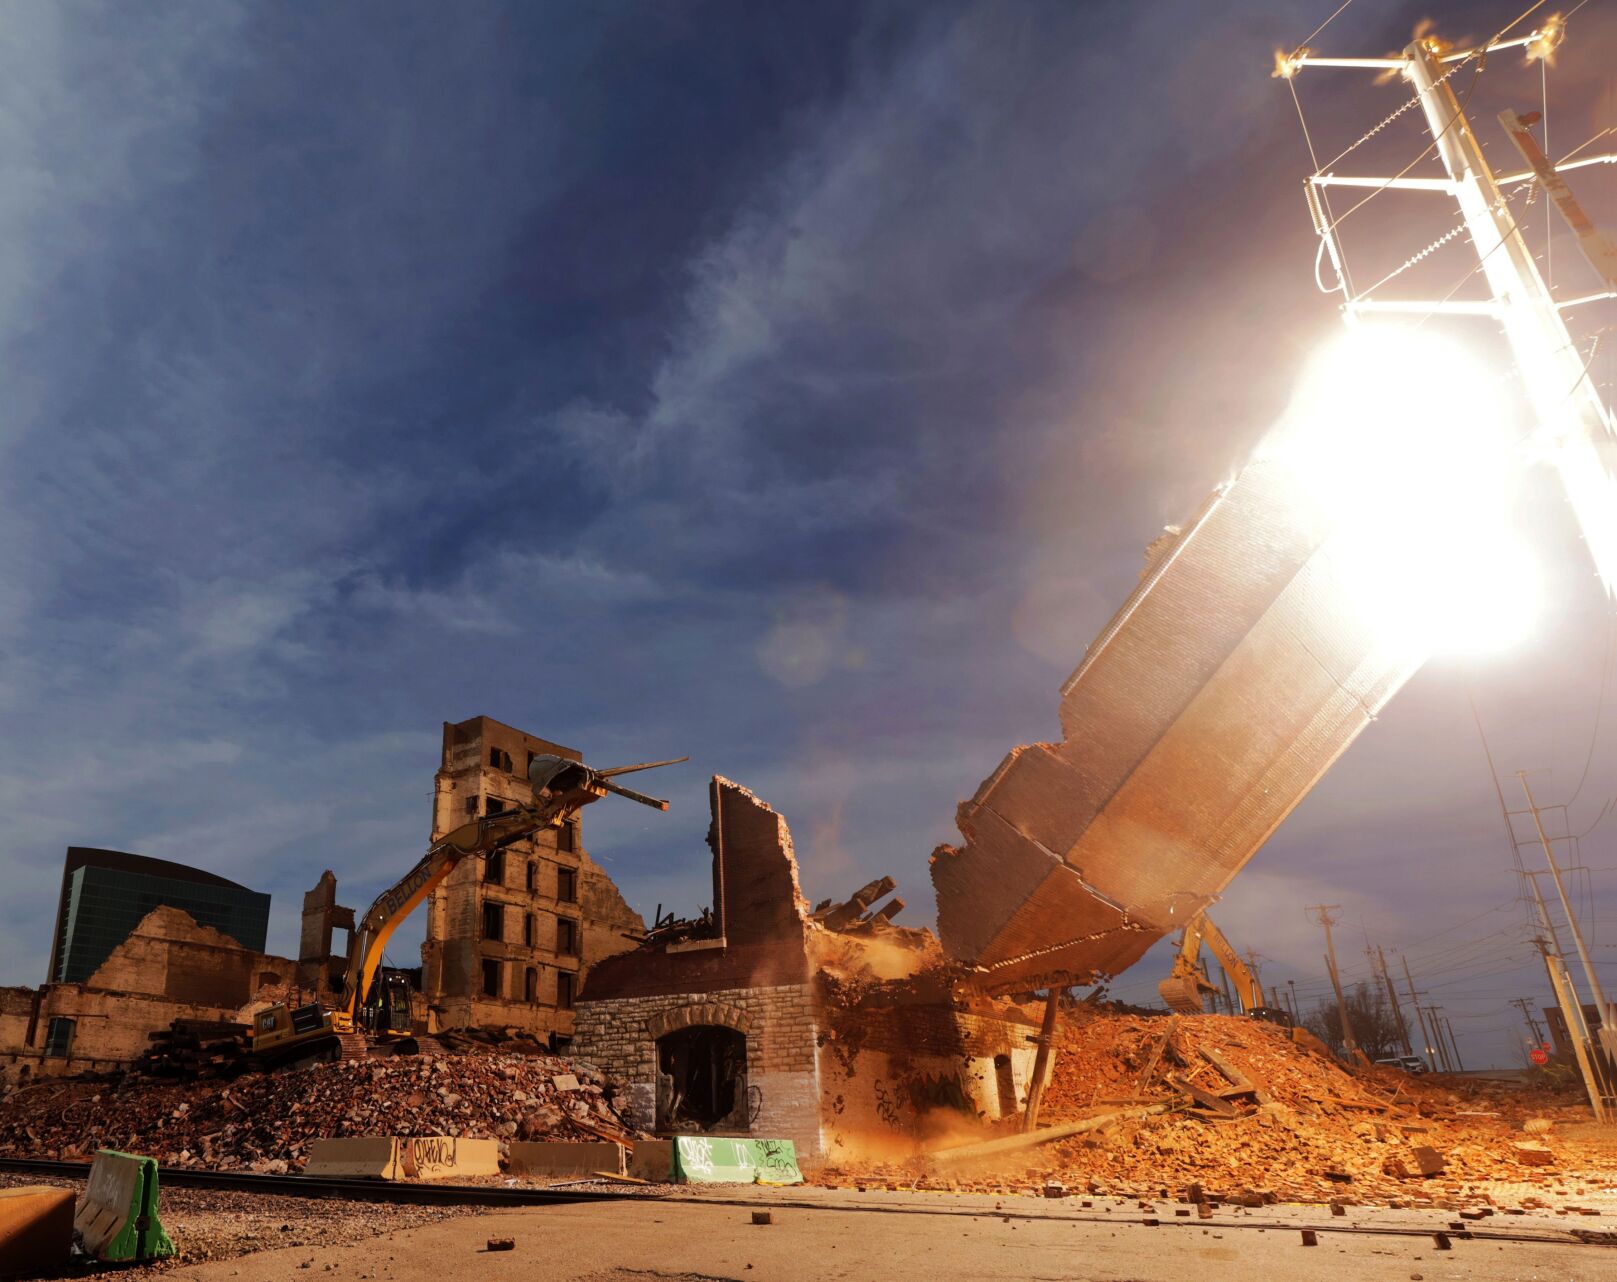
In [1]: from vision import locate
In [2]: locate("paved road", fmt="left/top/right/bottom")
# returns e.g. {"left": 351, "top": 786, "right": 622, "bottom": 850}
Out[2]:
{"left": 170, "top": 1186, "right": 1612, "bottom": 1282}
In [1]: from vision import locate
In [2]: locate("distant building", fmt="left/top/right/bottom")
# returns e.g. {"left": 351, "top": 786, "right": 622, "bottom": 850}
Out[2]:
{"left": 49, "top": 847, "right": 271, "bottom": 985}
{"left": 421, "top": 716, "right": 645, "bottom": 1043}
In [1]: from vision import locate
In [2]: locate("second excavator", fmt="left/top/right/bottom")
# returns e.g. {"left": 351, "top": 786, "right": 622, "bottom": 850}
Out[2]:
{"left": 1157, "top": 910, "right": 1292, "bottom": 1026}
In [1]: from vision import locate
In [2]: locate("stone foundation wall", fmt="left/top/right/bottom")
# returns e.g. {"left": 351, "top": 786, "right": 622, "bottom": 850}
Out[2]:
{"left": 573, "top": 981, "right": 822, "bottom": 1159}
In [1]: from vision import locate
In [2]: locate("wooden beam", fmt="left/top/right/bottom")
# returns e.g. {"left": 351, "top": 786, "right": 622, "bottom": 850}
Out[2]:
{"left": 928, "top": 1102, "right": 1180, "bottom": 1166}
{"left": 1020, "top": 989, "right": 1062, "bottom": 1132}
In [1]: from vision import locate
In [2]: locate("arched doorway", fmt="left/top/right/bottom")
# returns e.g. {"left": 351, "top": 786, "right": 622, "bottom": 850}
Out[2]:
{"left": 656, "top": 1024, "right": 748, "bottom": 1131}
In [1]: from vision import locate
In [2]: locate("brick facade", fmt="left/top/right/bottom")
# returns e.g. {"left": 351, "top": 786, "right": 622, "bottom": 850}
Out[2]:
{"left": 421, "top": 716, "right": 644, "bottom": 1040}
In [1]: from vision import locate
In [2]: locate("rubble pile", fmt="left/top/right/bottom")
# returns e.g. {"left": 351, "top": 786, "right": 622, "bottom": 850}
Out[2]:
{"left": 0, "top": 1052, "right": 636, "bottom": 1172}
{"left": 816, "top": 1008, "right": 1607, "bottom": 1208}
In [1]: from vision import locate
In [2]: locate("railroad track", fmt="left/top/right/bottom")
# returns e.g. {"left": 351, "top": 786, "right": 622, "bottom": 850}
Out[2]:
{"left": 0, "top": 1157, "right": 642, "bottom": 1207}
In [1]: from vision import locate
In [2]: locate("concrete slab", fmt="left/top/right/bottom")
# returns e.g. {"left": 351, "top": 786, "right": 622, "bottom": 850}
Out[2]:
{"left": 507, "top": 1141, "right": 625, "bottom": 1179}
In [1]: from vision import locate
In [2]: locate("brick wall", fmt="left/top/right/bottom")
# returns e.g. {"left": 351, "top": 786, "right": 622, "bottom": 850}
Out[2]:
{"left": 573, "top": 981, "right": 823, "bottom": 1159}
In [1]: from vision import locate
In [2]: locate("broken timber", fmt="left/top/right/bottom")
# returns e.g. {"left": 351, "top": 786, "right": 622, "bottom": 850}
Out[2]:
{"left": 927, "top": 1102, "right": 1180, "bottom": 1167}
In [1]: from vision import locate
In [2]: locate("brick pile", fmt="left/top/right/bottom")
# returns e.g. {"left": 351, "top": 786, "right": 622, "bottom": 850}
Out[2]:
{"left": 0, "top": 1052, "right": 636, "bottom": 1172}
{"left": 815, "top": 1008, "right": 1611, "bottom": 1209}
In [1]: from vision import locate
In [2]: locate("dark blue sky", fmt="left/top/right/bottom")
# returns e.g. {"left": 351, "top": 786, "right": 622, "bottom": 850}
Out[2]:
{"left": 3, "top": 1, "right": 1613, "bottom": 1068}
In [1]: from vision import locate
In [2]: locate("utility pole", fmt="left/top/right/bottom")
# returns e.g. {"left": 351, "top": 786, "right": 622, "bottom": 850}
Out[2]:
{"left": 1373, "top": 944, "right": 1414, "bottom": 1058}
{"left": 1398, "top": 953, "right": 1440, "bottom": 1072}
{"left": 1446, "top": 1016, "right": 1464, "bottom": 1071}
{"left": 1423, "top": 1004, "right": 1453, "bottom": 1073}
{"left": 1511, "top": 997, "right": 1546, "bottom": 1048}
{"left": 1400, "top": 36, "right": 1617, "bottom": 596}
{"left": 1284, "top": 25, "right": 1617, "bottom": 594}
{"left": 1309, "top": 905, "right": 1357, "bottom": 1054}
{"left": 1532, "top": 935, "right": 1613, "bottom": 1122}
{"left": 1518, "top": 775, "right": 1612, "bottom": 1026}
{"left": 1286, "top": 979, "right": 1299, "bottom": 1025}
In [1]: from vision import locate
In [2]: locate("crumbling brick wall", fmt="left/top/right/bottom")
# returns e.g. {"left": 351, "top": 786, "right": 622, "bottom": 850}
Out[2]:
{"left": 815, "top": 1001, "right": 1041, "bottom": 1159}
{"left": 0, "top": 907, "right": 299, "bottom": 1083}
{"left": 573, "top": 778, "right": 823, "bottom": 1158}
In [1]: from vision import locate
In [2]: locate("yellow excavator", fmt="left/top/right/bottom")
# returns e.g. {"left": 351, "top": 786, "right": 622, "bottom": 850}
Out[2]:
{"left": 1157, "top": 911, "right": 1291, "bottom": 1026}
{"left": 248, "top": 752, "right": 685, "bottom": 1070}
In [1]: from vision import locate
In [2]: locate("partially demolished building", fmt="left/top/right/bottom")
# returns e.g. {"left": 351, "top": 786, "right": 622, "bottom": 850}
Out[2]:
{"left": 574, "top": 778, "right": 1045, "bottom": 1162}
{"left": 421, "top": 717, "right": 646, "bottom": 1042}
{"left": 2, "top": 906, "right": 299, "bottom": 1081}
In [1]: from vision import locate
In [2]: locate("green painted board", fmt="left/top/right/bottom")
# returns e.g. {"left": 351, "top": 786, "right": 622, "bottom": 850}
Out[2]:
{"left": 671, "top": 1137, "right": 803, "bottom": 1184}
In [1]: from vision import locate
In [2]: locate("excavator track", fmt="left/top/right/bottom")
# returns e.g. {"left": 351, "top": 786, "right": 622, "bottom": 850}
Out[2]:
{"left": 337, "top": 1032, "right": 370, "bottom": 1061}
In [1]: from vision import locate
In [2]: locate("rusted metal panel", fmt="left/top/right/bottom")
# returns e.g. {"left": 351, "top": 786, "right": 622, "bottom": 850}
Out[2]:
{"left": 932, "top": 459, "right": 1422, "bottom": 991}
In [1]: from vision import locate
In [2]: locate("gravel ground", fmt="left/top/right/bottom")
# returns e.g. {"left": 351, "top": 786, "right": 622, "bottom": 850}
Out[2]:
{"left": 0, "top": 1172, "right": 491, "bottom": 1277}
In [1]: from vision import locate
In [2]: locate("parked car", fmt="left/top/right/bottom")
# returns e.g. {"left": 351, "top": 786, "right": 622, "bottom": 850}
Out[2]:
{"left": 1374, "top": 1055, "right": 1428, "bottom": 1074}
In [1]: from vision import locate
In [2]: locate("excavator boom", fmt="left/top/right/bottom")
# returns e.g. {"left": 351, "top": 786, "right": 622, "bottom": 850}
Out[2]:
{"left": 251, "top": 751, "right": 683, "bottom": 1062}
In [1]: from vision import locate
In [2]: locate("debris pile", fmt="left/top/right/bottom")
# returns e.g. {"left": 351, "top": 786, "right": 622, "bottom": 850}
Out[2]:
{"left": 813, "top": 1008, "right": 1606, "bottom": 1208}
{"left": 0, "top": 1053, "right": 636, "bottom": 1173}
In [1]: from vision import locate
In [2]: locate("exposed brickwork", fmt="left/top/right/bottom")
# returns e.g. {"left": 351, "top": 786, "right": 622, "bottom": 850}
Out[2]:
{"left": 421, "top": 716, "right": 644, "bottom": 1039}
{"left": 0, "top": 908, "right": 299, "bottom": 1083}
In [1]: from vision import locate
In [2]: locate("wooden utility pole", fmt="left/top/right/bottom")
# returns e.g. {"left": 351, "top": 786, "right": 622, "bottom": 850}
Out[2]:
{"left": 1398, "top": 952, "right": 1440, "bottom": 1072}
{"left": 1428, "top": 1007, "right": 1464, "bottom": 1072}
{"left": 1533, "top": 936, "right": 1613, "bottom": 1122}
{"left": 1518, "top": 775, "right": 1613, "bottom": 1027}
{"left": 1373, "top": 944, "right": 1414, "bottom": 1058}
{"left": 1309, "top": 905, "right": 1357, "bottom": 1053}
{"left": 1286, "top": 979, "right": 1299, "bottom": 1024}
{"left": 1021, "top": 988, "right": 1061, "bottom": 1132}
{"left": 1511, "top": 997, "right": 1546, "bottom": 1048}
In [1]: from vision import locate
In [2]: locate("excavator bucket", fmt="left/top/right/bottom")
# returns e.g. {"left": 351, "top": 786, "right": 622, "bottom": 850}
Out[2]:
{"left": 1156, "top": 975, "right": 1208, "bottom": 1014}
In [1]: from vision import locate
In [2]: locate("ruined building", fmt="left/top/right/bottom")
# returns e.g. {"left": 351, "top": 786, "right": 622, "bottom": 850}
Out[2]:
{"left": 2, "top": 904, "right": 299, "bottom": 1081}
{"left": 50, "top": 848, "right": 270, "bottom": 985}
{"left": 421, "top": 716, "right": 645, "bottom": 1041}
{"left": 574, "top": 778, "right": 1044, "bottom": 1164}
{"left": 1, "top": 848, "right": 294, "bottom": 1081}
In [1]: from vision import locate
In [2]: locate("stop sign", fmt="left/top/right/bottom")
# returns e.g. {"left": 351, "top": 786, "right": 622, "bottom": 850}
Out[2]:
{"left": 1529, "top": 1047, "right": 1549, "bottom": 1065}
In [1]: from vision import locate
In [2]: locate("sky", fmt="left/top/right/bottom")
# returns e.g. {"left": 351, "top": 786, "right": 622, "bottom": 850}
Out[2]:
{"left": 2, "top": 1, "right": 1614, "bottom": 1070}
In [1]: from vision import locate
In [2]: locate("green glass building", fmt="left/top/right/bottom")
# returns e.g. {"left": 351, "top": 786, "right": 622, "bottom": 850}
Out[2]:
{"left": 49, "top": 848, "right": 271, "bottom": 985}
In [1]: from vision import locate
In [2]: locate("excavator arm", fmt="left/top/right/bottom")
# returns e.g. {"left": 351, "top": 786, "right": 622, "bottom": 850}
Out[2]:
{"left": 335, "top": 801, "right": 581, "bottom": 1031}
{"left": 1157, "top": 911, "right": 1271, "bottom": 1017}
{"left": 333, "top": 752, "right": 686, "bottom": 1032}
{"left": 1157, "top": 915, "right": 1220, "bottom": 1013}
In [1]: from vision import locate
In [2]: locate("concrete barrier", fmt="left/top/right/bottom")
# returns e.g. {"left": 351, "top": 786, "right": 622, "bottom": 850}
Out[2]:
{"left": 305, "top": 1136, "right": 502, "bottom": 1181}
{"left": 671, "top": 1137, "right": 803, "bottom": 1185}
{"left": 73, "top": 1151, "right": 175, "bottom": 1263}
{"left": 400, "top": 1137, "right": 500, "bottom": 1180}
{"left": 304, "top": 1137, "right": 407, "bottom": 1180}
{"left": 507, "top": 1141, "right": 626, "bottom": 1179}
{"left": 0, "top": 1185, "right": 74, "bottom": 1278}
{"left": 628, "top": 1139, "right": 673, "bottom": 1182}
